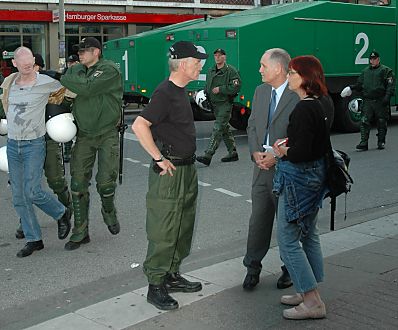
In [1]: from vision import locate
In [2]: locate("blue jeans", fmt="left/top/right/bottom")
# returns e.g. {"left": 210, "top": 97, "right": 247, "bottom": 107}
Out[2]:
{"left": 277, "top": 194, "right": 324, "bottom": 293}
{"left": 7, "top": 137, "right": 65, "bottom": 242}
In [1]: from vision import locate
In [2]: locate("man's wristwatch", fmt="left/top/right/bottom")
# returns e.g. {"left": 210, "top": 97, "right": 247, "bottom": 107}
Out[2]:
{"left": 154, "top": 155, "right": 165, "bottom": 162}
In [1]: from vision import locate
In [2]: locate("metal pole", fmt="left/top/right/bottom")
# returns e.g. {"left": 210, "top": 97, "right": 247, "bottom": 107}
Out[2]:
{"left": 59, "top": 0, "right": 66, "bottom": 71}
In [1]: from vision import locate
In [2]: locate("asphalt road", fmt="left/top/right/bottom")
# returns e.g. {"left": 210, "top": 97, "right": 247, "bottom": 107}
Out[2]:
{"left": 1, "top": 116, "right": 398, "bottom": 328}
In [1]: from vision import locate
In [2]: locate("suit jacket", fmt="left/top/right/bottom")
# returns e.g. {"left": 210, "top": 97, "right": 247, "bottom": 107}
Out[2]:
{"left": 247, "top": 82, "right": 299, "bottom": 180}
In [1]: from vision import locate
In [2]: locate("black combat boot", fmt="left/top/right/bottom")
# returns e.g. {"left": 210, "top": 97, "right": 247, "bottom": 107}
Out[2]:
{"left": 221, "top": 152, "right": 239, "bottom": 162}
{"left": 147, "top": 284, "right": 179, "bottom": 310}
{"left": 15, "top": 220, "right": 24, "bottom": 239}
{"left": 277, "top": 265, "right": 293, "bottom": 289}
{"left": 165, "top": 272, "right": 202, "bottom": 293}
{"left": 196, "top": 155, "right": 211, "bottom": 166}
{"left": 58, "top": 207, "right": 72, "bottom": 239}
{"left": 356, "top": 125, "right": 369, "bottom": 151}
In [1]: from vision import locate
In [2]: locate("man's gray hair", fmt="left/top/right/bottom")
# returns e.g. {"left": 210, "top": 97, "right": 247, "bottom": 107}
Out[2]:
{"left": 266, "top": 48, "right": 291, "bottom": 73}
{"left": 14, "top": 46, "right": 33, "bottom": 59}
{"left": 168, "top": 58, "right": 185, "bottom": 72}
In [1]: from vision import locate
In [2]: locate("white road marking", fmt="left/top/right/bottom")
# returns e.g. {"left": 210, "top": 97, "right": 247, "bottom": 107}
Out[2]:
{"left": 25, "top": 215, "right": 398, "bottom": 330}
{"left": 198, "top": 181, "right": 211, "bottom": 187}
{"left": 213, "top": 188, "right": 242, "bottom": 197}
{"left": 142, "top": 164, "right": 150, "bottom": 168}
{"left": 125, "top": 158, "right": 140, "bottom": 163}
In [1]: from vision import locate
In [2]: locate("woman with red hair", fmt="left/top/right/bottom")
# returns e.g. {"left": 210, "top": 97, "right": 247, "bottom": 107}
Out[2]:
{"left": 272, "top": 55, "right": 329, "bottom": 320}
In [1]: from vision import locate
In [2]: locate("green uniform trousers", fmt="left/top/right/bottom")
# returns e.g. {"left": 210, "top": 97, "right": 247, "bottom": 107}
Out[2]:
{"left": 204, "top": 102, "right": 236, "bottom": 157}
{"left": 360, "top": 99, "right": 389, "bottom": 143}
{"left": 69, "top": 128, "right": 119, "bottom": 242}
{"left": 44, "top": 138, "right": 71, "bottom": 209}
{"left": 143, "top": 163, "right": 198, "bottom": 285}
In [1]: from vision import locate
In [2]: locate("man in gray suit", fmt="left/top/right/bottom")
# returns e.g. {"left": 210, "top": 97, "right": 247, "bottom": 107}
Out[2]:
{"left": 243, "top": 48, "right": 299, "bottom": 290}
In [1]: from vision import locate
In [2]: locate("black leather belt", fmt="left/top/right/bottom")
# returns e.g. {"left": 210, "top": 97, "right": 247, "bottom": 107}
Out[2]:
{"left": 166, "top": 155, "right": 196, "bottom": 166}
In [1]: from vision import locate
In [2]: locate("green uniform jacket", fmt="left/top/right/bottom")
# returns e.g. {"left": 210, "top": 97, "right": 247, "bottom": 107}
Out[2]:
{"left": 352, "top": 64, "right": 395, "bottom": 100}
{"left": 61, "top": 58, "right": 123, "bottom": 136}
{"left": 205, "top": 63, "right": 241, "bottom": 104}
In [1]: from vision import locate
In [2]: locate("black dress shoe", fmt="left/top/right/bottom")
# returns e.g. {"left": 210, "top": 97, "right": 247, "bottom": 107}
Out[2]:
{"left": 58, "top": 208, "right": 72, "bottom": 240}
{"left": 377, "top": 142, "right": 385, "bottom": 150}
{"left": 196, "top": 155, "right": 211, "bottom": 166}
{"left": 64, "top": 235, "right": 90, "bottom": 251}
{"left": 165, "top": 272, "right": 202, "bottom": 293}
{"left": 242, "top": 273, "right": 259, "bottom": 290}
{"left": 17, "top": 240, "right": 44, "bottom": 258}
{"left": 221, "top": 153, "right": 239, "bottom": 162}
{"left": 147, "top": 284, "right": 179, "bottom": 310}
{"left": 277, "top": 265, "right": 293, "bottom": 289}
{"left": 108, "top": 221, "right": 120, "bottom": 235}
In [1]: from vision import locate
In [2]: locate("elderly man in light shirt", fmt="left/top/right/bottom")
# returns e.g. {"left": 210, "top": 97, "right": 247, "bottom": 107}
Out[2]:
{"left": 0, "top": 47, "right": 71, "bottom": 258}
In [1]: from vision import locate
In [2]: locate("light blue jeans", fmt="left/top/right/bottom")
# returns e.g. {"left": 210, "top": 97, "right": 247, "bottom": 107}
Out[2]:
{"left": 277, "top": 194, "right": 324, "bottom": 293}
{"left": 7, "top": 137, "right": 65, "bottom": 242}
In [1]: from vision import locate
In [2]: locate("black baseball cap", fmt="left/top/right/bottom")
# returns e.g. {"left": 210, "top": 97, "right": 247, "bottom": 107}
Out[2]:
{"left": 74, "top": 37, "right": 101, "bottom": 51}
{"left": 214, "top": 48, "right": 226, "bottom": 55}
{"left": 169, "top": 41, "right": 208, "bottom": 60}
{"left": 34, "top": 53, "right": 45, "bottom": 68}
{"left": 67, "top": 54, "right": 79, "bottom": 62}
{"left": 369, "top": 50, "right": 380, "bottom": 59}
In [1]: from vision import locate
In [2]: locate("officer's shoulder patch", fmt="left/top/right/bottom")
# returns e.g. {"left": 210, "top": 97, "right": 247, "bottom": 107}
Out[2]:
{"left": 232, "top": 79, "right": 240, "bottom": 86}
{"left": 93, "top": 70, "right": 103, "bottom": 78}
{"left": 387, "top": 77, "right": 393, "bottom": 84}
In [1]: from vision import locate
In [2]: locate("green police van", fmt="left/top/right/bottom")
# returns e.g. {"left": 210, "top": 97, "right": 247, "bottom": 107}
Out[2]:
{"left": 104, "top": 0, "right": 397, "bottom": 132}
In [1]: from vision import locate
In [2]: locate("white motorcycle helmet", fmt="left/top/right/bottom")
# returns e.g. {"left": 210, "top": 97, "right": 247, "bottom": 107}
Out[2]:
{"left": 0, "top": 118, "right": 7, "bottom": 135}
{"left": 348, "top": 98, "right": 363, "bottom": 114}
{"left": 46, "top": 113, "right": 77, "bottom": 143}
{"left": 195, "top": 90, "right": 212, "bottom": 112}
{"left": 0, "top": 146, "right": 8, "bottom": 172}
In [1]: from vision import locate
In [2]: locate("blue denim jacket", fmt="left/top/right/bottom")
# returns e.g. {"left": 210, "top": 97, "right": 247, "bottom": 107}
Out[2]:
{"left": 273, "top": 158, "right": 328, "bottom": 235}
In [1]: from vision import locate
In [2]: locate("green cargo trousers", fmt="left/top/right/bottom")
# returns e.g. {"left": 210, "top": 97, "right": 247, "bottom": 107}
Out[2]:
{"left": 360, "top": 99, "right": 389, "bottom": 143}
{"left": 69, "top": 128, "right": 119, "bottom": 242}
{"left": 204, "top": 102, "right": 237, "bottom": 157}
{"left": 44, "top": 138, "right": 72, "bottom": 209}
{"left": 143, "top": 163, "right": 198, "bottom": 285}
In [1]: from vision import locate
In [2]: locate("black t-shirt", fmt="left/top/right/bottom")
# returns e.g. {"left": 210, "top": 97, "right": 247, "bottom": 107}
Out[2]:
{"left": 285, "top": 98, "right": 329, "bottom": 163}
{"left": 140, "top": 79, "right": 196, "bottom": 158}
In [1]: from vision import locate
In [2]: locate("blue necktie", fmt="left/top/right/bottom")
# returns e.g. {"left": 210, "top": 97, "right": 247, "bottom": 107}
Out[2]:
{"left": 267, "top": 89, "right": 277, "bottom": 127}
{"left": 263, "top": 89, "right": 277, "bottom": 146}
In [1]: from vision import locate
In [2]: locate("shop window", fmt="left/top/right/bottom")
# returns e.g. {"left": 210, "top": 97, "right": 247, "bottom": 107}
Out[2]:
{"left": 0, "top": 24, "right": 19, "bottom": 33}
{"left": 103, "top": 26, "right": 123, "bottom": 36}
{"left": 66, "top": 24, "right": 79, "bottom": 34}
{"left": 23, "top": 35, "right": 45, "bottom": 61}
{"left": 21, "top": 24, "right": 44, "bottom": 34}
{"left": 81, "top": 25, "right": 101, "bottom": 34}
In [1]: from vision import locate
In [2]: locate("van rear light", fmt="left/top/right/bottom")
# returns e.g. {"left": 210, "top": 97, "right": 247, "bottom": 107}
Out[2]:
{"left": 130, "top": 85, "right": 135, "bottom": 91}
{"left": 240, "top": 107, "right": 246, "bottom": 115}
{"left": 129, "top": 40, "right": 135, "bottom": 47}
{"left": 246, "top": 101, "right": 251, "bottom": 108}
{"left": 240, "top": 95, "right": 244, "bottom": 100}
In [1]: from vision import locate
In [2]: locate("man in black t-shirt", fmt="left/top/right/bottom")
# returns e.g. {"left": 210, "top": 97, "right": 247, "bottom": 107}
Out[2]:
{"left": 132, "top": 41, "right": 208, "bottom": 311}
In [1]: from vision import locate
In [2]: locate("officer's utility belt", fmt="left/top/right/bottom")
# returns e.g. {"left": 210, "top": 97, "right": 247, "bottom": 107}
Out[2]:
{"left": 166, "top": 155, "right": 196, "bottom": 166}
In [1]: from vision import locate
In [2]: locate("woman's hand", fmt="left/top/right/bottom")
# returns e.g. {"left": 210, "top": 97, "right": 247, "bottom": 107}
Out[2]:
{"left": 273, "top": 138, "right": 289, "bottom": 158}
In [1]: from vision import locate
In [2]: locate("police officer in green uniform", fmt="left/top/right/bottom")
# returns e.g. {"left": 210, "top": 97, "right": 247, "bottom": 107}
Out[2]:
{"left": 61, "top": 37, "right": 123, "bottom": 250}
{"left": 12, "top": 53, "right": 72, "bottom": 239}
{"left": 196, "top": 48, "right": 241, "bottom": 166}
{"left": 341, "top": 50, "right": 395, "bottom": 150}
{"left": 132, "top": 41, "right": 207, "bottom": 311}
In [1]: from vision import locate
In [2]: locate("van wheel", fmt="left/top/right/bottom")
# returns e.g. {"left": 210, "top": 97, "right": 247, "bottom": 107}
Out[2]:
{"left": 331, "top": 93, "right": 360, "bottom": 133}
{"left": 229, "top": 103, "right": 250, "bottom": 131}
